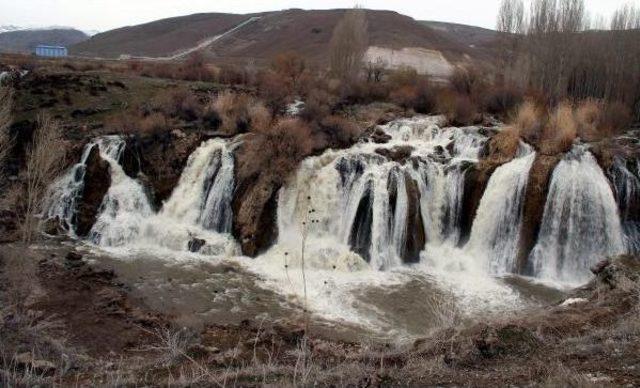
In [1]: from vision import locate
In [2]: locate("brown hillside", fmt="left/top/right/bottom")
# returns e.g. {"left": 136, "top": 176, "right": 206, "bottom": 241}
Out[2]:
{"left": 70, "top": 9, "right": 484, "bottom": 65}
{"left": 71, "top": 13, "right": 250, "bottom": 58}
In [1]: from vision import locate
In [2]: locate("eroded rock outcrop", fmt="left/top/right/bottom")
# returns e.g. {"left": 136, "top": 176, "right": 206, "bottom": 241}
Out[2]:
{"left": 75, "top": 146, "right": 111, "bottom": 237}
{"left": 124, "top": 131, "right": 206, "bottom": 209}
{"left": 516, "top": 154, "right": 562, "bottom": 273}
{"left": 232, "top": 175, "right": 280, "bottom": 257}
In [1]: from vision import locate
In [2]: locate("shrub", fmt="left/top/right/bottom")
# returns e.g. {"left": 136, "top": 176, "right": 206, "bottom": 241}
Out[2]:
{"left": 389, "top": 79, "right": 437, "bottom": 114}
{"left": 387, "top": 67, "right": 421, "bottom": 89}
{"left": 238, "top": 118, "right": 314, "bottom": 183}
{"left": 271, "top": 51, "right": 307, "bottom": 87}
{"left": 449, "top": 66, "right": 486, "bottom": 98}
{"left": 512, "top": 101, "right": 546, "bottom": 144}
{"left": 207, "top": 92, "right": 271, "bottom": 135}
{"left": 138, "top": 113, "right": 169, "bottom": 134}
{"left": 257, "top": 70, "right": 292, "bottom": 114}
{"left": 154, "top": 88, "right": 202, "bottom": 121}
{"left": 439, "top": 92, "right": 479, "bottom": 126}
{"left": 218, "top": 65, "right": 249, "bottom": 85}
{"left": 316, "top": 115, "right": 362, "bottom": 148}
{"left": 483, "top": 84, "right": 525, "bottom": 118}
{"left": 342, "top": 79, "right": 390, "bottom": 104}
{"left": 300, "top": 89, "right": 337, "bottom": 122}
{"left": 248, "top": 103, "right": 272, "bottom": 133}
{"left": 23, "top": 114, "right": 67, "bottom": 242}
{"left": 180, "top": 52, "right": 213, "bottom": 82}
{"left": 600, "top": 101, "right": 633, "bottom": 135}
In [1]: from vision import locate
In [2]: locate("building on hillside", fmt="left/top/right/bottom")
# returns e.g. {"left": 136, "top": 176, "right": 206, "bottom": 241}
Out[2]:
{"left": 35, "top": 45, "right": 68, "bottom": 58}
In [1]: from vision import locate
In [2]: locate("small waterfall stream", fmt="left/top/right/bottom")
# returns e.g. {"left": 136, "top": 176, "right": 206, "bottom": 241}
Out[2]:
{"left": 529, "top": 146, "right": 625, "bottom": 284}
{"left": 45, "top": 136, "right": 128, "bottom": 236}
{"left": 466, "top": 144, "right": 536, "bottom": 274}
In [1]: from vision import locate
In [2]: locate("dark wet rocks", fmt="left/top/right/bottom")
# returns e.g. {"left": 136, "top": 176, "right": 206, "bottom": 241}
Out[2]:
{"left": 188, "top": 238, "right": 206, "bottom": 253}
{"left": 375, "top": 146, "right": 414, "bottom": 164}
{"left": 75, "top": 145, "right": 111, "bottom": 237}
{"left": 123, "top": 130, "right": 206, "bottom": 209}
{"left": 370, "top": 128, "right": 392, "bottom": 144}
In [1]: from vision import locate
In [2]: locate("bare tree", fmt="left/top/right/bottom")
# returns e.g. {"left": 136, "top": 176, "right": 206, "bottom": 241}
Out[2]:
{"left": 22, "top": 114, "right": 67, "bottom": 243}
{"left": 329, "top": 7, "right": 369, "bottom": 82}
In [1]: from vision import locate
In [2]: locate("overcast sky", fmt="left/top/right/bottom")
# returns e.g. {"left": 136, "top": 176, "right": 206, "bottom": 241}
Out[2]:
{"left": 1, "top": 0, "right": 637, "bottom": 32}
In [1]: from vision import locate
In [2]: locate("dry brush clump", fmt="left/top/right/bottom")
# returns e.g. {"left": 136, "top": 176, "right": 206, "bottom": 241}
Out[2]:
{"left": 22, "top": 114, "right": 67, "bottom": 243}
{"left": 438, "top": 91, "right": 480, "bottom": 127}
{"left": 206, "top": 91, "right": 272, "bottom": 135}
{"left": 237, "top": 118, "right": 314, "bottom": 184}
{"left": 512, "top": 99, "right": 632, "bottom": 154}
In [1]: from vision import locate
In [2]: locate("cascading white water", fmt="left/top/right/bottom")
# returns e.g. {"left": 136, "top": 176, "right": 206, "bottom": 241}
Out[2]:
{"left": 48, "top": 136, "right": 239, "bottom": 256}
{"left": 465, "top": 144, "right": 536, "bottom": 274}
{"left": 44, "top": 136, "right": 128, "bottom": 236}
{"left": 160, "top": 138, "right": 235, "bottom": 233}
{"left": 272, "top": 116, "right": 488, "bottom": 271}
{"left": 609, "top": 156, "right": 640, "bottom": 253}
{"left": 89, "top": 137, "right": 154, "bottom": 247}
{"left": 529, "top": 146, "right": 625, "bottom": 284}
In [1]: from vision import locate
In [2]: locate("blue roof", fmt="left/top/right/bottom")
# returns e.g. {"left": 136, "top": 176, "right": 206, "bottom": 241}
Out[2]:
{"left": 36, "top": 45, "right": 67, "bottom": 49}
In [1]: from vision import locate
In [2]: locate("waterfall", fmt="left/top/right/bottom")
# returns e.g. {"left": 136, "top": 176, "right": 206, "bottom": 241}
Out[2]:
{"left": 466, "top": 144, "right": 536, "bottom": 274}
{"left": 44, "top": 136, "right": 127, "bottom": 236}
{"left": 47, "top": 136, "right": 239, "bottom": 256}
{"left": 89, "top": 137, "right": 154, "bottom": 247}
{"left": 609, "top": 156, "right": 640, "bottom": 253}
{"left": 160, "top": 138, "right": 235, "bottom": 233}
{"left": 273, "top": 116, "right": 488, "bottom": 270}
{"left": 529, "top": 146, "right": 624, "bottom": 284}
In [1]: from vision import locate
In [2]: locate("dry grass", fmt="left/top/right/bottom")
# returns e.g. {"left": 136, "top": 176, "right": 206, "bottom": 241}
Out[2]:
{"left": 542, "top": 101, "right": 578, "bottom": 154}
{"left": 22, "top": 114, "right": 67, "bottom": 243}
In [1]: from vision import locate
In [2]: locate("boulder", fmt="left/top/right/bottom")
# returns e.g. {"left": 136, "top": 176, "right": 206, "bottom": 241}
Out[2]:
{"left": 75, "top": 145, "right": 111, "bottom": 237}
{"left": 375, "top": 146, "right": 414, "bottom": 164}
{"left": 371, "top": 128, "right": 392, "bottom": 144}
{"left": 66, "top": 252, "right": 83, "bottom": 262}
{"left": 188, "top": 238, "right": 206, "bottom": 253}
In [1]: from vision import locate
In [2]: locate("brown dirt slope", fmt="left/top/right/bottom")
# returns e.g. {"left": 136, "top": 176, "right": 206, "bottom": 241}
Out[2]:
{"left": 70, "top": 9, "right": 482, "bottom": 64}
{"left": 71, "top": 13, "right": 250, "bottom": 58}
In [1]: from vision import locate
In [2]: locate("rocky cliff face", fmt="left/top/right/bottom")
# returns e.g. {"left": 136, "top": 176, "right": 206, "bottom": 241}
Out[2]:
{"left": 123, "top": 131, "right": 206, "bottom": 209}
